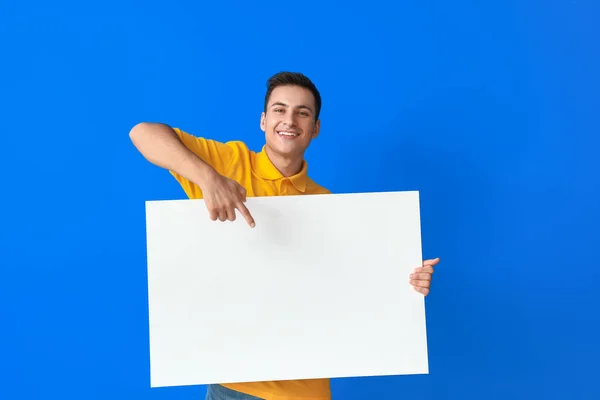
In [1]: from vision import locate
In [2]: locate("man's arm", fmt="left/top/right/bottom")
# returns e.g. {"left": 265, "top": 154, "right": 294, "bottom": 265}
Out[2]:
{"left": 129, "top": 122, "right": 216, "bottom": 188}
{"left": 129, "top": 122, "right": 256, "bottom": 227}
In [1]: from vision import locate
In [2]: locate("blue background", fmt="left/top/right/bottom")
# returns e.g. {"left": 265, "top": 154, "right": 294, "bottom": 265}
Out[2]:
{"left": 1, "top": 0, "right": 599, "bottom": 399}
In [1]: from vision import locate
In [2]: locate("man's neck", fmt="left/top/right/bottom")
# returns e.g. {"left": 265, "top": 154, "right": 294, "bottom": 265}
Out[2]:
{"left": 265, "top": 146, "right": 304, "bottom": 177}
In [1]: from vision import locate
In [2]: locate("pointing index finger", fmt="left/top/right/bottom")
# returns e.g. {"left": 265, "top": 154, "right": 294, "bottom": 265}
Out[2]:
{"left": 237, "top": 201, "right": 255, "bottom": 228}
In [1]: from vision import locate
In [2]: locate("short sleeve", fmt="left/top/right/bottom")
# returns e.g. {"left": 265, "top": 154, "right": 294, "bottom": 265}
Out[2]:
{"left": 169, "top": 127, "right": 237, "bottom": 199}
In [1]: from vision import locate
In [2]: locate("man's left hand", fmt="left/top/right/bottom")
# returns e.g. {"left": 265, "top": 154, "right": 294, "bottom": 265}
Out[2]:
{"left": 409, "top": 258, "right": 440, "bottom": 296}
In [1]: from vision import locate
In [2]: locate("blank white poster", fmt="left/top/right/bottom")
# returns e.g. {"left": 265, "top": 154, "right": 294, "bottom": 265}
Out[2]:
{"left": 145, "top": 191, "right": 428, "bottom": 388}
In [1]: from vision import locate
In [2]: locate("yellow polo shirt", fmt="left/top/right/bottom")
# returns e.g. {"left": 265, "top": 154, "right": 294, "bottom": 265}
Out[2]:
{"left": 169, "top": 127, "right": 332, "bottom": 400}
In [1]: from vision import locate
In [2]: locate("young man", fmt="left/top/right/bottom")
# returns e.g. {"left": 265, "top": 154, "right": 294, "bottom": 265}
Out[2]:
{"left": 130, "top": 72, "right": 440, "bottom": 400}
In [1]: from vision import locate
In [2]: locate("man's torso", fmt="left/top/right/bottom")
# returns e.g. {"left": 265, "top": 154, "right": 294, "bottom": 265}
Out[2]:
{"left": 168, "top": 128, "right": 332, "bottom": 400}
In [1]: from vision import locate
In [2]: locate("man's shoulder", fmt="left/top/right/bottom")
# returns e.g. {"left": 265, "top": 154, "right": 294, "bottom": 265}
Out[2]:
{"left": 210, "top": 138, "right": 252, "bottom": 155}
{"left": 223, "top": 139, "right": 252, "bottom": 150}
{"left": 172, "top": 128, "right": 252, "bottom": 158}
{"left": 223, "top": 140, "right": 256, "bottom": 165}
{"left": 174, "top": 128, "right": 248, "bottom": 147}
{"left": 305, "top": 176, "right": 332, "bottom": 195}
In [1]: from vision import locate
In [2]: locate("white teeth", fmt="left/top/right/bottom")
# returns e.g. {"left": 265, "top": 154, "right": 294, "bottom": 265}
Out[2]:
{"left": 278, "top": 131, "right": 298, "bottom": 136}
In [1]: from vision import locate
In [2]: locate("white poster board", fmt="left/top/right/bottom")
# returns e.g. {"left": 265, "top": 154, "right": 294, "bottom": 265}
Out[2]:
{"left": 145, "top": 191, "right": 429, "bottom": 388}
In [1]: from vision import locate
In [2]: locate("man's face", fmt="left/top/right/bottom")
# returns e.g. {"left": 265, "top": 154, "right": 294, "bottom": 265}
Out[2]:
{"left": 260, "top": 85, "right": 320, "bottom": 160}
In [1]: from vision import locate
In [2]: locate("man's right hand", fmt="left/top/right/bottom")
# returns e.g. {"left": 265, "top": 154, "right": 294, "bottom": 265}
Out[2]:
{"left": 200, "top": 171, "right": 256, "bottom": 228}
{"left": 128, "top": 122, "right": 255, "bottom": 227}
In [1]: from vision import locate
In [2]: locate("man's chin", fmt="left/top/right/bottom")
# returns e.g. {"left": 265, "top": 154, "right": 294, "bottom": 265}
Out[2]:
{"left": 266, "top": 142, "right": 302, "bottom": 158}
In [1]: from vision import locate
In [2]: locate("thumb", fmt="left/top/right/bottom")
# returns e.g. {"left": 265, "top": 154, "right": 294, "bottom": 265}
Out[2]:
{"left": 423, "top": 257, "right": 440, "bottom": 266}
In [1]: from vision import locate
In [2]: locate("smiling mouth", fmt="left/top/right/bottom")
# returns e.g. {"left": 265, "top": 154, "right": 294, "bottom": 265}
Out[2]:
{"left": 277, "top": 131, "right": 300, "bottom": 138}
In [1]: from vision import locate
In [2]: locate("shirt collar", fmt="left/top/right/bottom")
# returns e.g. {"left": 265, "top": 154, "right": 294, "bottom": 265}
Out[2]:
{"left": 254, "top": 145, "right": 308, "bottom": 192}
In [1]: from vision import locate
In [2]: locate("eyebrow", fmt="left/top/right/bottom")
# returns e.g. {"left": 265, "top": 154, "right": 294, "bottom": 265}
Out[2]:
{"left": 270, "top": 101, "right": 313, "bottom": 113}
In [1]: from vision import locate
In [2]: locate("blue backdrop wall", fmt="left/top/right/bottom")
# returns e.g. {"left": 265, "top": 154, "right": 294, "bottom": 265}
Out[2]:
{"left": 1, "top": 1, "right": 599, "bottom": 399}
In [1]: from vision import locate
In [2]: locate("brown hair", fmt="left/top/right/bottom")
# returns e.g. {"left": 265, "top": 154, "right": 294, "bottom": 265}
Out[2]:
{"left": 264, "top": 71, "right": 322, "bottom": 121}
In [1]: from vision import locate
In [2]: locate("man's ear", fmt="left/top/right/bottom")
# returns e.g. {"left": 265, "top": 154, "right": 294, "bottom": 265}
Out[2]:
{"left": 312, "top": 119, "right": 320, "bottom": 139}
{"left": 260, "top": 112, "right": 266, "bottom": 132}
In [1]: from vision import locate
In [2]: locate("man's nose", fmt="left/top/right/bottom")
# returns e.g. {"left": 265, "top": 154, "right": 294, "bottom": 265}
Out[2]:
{"left": 283, "top": 111, "right": 297, "bottom": 126}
